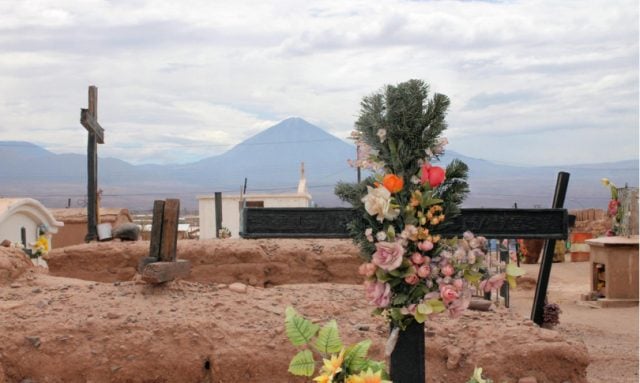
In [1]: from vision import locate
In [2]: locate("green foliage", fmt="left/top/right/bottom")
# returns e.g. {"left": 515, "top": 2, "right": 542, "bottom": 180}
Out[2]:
{"left": 314, "top": 320, "right": 343, "bottom": 355}
{"left": 335, "top": 79, "right": 469, "bottom": 263}
{"left": 288, "top": 350, "right": 315, "bottom": 377}
{"left": 343, "top": 339, "right": 371, "bottom": 371}
{"left": 505, "top": 263, "right": 526, "bottom": 288}
{"left": 285, "top": 306, "right": 320, "bottom": 346}
{"left": 285, "top": 307, "right": 387, "bottom": 380}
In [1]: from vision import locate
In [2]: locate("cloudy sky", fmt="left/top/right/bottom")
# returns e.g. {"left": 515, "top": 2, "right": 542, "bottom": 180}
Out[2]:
{"left": 0, "top": 0, "right": 637, "bottom": 166}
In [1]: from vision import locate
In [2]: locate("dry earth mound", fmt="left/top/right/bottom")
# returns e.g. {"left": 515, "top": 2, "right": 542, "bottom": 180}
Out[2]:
{"left": 45, "top": 239, "right": 363, "bottom": 286}
{"left": 0, "top": 241, "right": 592, "bottom": 382}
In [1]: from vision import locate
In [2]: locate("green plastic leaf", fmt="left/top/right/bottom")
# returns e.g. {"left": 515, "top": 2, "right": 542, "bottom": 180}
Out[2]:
{"left": 506, "top": 263, "right": 525, "bottom": 278}
{"left": 414, "top": 311, "right": 426, "bottom": 324}
{"left": 421, "top": 194, "right": 444, "bottom": 208}
{"left": 314, "top": 320, "right": 343, "bottom": 355}
{"left": 506, "top": 274, "right": 517, "bottom": 289}
{"left": 392, "top": 294, "right": 408, "bottom": 306}
{"left": 416, "top": 303, "right": 432, "bottom": 315}
{"left": 464, "top": 269, "right": 483, "bottom": 284}
{"left": 288, "top": 350, "right": 316, "bottom": 377}
{"left": 285, "top": 307, "right": 320, "bottom": 346}
{"left": 376, "top": 268, "right": 391, "bottom": 282}
{"left": 427, "top": 299, "right": 446, "bottom": 313}
{"left": 344, "top": 339, "right": 371, "bottom": 372}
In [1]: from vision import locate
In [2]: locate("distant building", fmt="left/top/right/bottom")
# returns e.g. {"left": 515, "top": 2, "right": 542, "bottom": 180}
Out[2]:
{"left": 198, "top": 163, "right": 313, "bottom": 239}
{"left": 0, "top": 198, "right": 63, "bottom": 247}
{"left": 50, "top": 208, "right": 133, "bottom": 248}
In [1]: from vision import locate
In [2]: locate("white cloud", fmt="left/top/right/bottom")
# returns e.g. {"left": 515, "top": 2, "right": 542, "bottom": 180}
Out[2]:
{"left": 0, "top": 0, "right": 636, "bottom": 165}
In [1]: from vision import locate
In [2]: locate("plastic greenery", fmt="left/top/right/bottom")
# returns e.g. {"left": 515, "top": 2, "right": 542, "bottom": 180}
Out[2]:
{"left": 601, "top": 178, "right": 623, "bottom": 236}
{"left": 336, "top": 80, "right": 523, "bottom": 330}
{"left": 285, "top": 307, "right": 390, "bottom": 382}
{"left": 466, "top": 367, "right": 494, "bottom": 383}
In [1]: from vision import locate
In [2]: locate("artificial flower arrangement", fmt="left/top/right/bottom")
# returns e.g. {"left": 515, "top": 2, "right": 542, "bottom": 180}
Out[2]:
{"left": 601, "top": 178, "right": 622, "bottom": 236}
{"left": 285, "top": 306, "right": 390, "bottom": 383}
{"left": 30, "top": 234, "right": 50, "bottom": 259}
{"left": 336, "top": 79, "right": 523, "bottom": 332}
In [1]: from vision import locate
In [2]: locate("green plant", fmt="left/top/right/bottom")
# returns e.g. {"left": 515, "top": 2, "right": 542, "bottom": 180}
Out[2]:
{"left": 285, "top": 306, "right": 390, "bottom": 383}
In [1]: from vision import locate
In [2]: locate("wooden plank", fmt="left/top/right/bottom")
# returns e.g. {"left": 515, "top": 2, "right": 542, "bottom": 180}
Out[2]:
{"left": 80, "top": 109, "right": 105, "bottom": 143}
{"left": 240, "top": 208, "right": 357, "bottom": 238}
{"left": 437, "top": 208, "right": 568, "bottom": 239}
{"left": 84, "top": 133, "right": 98, "bottom": 242}
{"left": 239, "top": 208, "right": 568, "bottom": 240}
{"left": 149, "top": 200, "right": 165, "bottom": 259}
{"left": 159, "top": 198, "right": 180, "bottom": 262}
{"left": 531, "top": 172, "right": 570, "bottom": 325}
{"left": 138, "top": 256, "right": 158, "bottom": 273}
{"left": 141, "top": 260, "right": 191, "bottom": 284}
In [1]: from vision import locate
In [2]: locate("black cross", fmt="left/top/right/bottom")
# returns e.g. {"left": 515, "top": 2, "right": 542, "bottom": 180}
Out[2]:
{"left": 80, "top": 85, "right": 104, "bottom": 242}
{"left": 240, "top": 172, "right": 570, "bottom": 383}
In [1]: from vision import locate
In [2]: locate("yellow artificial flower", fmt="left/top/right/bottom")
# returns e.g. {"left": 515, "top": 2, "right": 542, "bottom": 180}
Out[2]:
{"left": 35, "top": 235, "right": 49, "bottom": 252}
{"left": 347, "top": 368, "right": 390, "bottom": 383}
{"left": 601, "top": 178, "right": 610, "bottom": 186}
{"left": 345, "top": 375, "right": 365, "bottom": 383}
{"left": 313, "top": 374, "right": 331, "bottom": 383}
{"left": 320, "top": 348, "right": 345, "bottom": 377}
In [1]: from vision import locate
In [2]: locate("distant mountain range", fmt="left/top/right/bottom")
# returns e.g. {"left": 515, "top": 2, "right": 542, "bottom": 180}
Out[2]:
{"left": 1, "top": 117, "right": 637, "bottom": 211}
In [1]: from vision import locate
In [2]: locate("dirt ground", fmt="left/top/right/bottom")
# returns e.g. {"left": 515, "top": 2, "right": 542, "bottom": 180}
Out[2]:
{"left": 510, "top": 262, "right": 639, "bottom": 383}
{"left": 0, "top": 242, "right": 637, "bottom": 382}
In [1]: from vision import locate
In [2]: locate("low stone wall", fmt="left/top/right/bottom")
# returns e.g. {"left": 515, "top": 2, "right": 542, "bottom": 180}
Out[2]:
{"left": 45, "top": 238, "right": 364, "bottom": 286}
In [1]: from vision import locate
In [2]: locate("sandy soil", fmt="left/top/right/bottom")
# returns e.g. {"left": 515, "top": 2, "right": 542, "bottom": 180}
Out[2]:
{"left": 1, "top": 242, "right": 636, "bottom": 382}
{"left": 510, "top": 262, "right": 639, "bottom": 383}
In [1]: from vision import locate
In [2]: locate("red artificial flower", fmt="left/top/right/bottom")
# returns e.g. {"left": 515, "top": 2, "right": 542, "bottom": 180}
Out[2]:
{"left": 420, "top": 163, "right": 446, "bottom": 188}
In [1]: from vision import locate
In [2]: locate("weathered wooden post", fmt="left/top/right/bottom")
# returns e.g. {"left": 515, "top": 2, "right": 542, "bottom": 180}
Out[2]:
{"left": 531, "top": 172, "right": 570, "bottom": 325}
{"left": 139, "top": 199, "right": 191, "bottom": 284}
{"left": 214, "top": 192, "right": 222, "bottom": 238}
{"left": 80, "top": 85, "right": 105, "bottom": 242}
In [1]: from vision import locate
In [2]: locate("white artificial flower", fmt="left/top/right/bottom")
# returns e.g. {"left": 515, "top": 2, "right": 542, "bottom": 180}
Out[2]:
{"left": 361, "top": 186, "right": 400, "bottom": 223}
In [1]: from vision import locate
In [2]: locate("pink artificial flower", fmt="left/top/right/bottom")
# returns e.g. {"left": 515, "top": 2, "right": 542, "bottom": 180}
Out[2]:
{"left": 441, "top": 264, "right": 455, "bottom": 277}
{"left": 418, "top": 241, "right": 434, "bottom": 252}
{"left": 410, "top": 252, "right": 425, "bottom": 265}
{"left": 401, "top": 304, "right": 417, "bottom": 316}
{"left": 608, "top": 199, "right": 620, "bottom": 216}
{"left": 453, "top": 278, "right": 464, "bottom": 290}
{"left": 358, "top": 262, "right": 377, "bottom": 277}
{"left": 371, "top": 241, "right": 405, "bottom": 271}
{"left": 405, "top": 274, "right": 419, "bottom": 285}
{"left": 417, "top": 265, "right": 431, "bottom": 278}
{"left": 447, "top": 294, "right": 470, "bottom": 319}
{"left": 365, "top": 280, "right": 391, "bottom": 308}
{"left": 440, "top": 284, "right": 459, "bottom": 305}
{"left": 479, "top": 274, "right": 505, "bottom": 293}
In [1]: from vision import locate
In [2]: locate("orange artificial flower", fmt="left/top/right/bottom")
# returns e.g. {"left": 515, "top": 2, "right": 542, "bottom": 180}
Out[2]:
{"left": 382, "top": 174, "right": 404, "bottom": 193}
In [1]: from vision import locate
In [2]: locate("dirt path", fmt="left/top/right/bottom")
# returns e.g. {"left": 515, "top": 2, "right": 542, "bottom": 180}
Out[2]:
{"left": 510, "top": 262, "right": 639, "bottom": 383}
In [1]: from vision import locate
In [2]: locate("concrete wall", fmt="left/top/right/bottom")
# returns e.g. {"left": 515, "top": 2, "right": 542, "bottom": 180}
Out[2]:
{"left": 0, "top": 211, "right": 39, "bottom": 245}
{"left": 198, "top": 193, "right": 312, "bottom": 239}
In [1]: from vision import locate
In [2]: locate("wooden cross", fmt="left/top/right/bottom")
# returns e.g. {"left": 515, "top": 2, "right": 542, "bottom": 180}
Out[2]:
{"left": 80, "top": 85, "right": 105, "bottom": 242}
{"left": 240, "top": 172, "right": 571, "bottom": 383}
{"left": 138, "top": 199, "right": 191, "bottom": 283}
